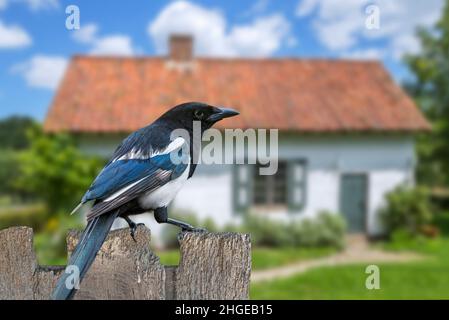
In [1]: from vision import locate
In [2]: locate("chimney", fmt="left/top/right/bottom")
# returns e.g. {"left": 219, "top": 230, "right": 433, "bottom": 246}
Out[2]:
{"left": 169, "top": 34, "right": 193, "bottom": 62}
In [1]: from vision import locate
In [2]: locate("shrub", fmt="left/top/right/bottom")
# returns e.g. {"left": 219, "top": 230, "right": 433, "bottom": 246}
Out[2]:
{"left": 241, "top": 211, "right": 346, "bottom": 249}
{"left": 14, "top": 129, "right": 103, "bottom": 214}
{"left": 434, "top": 211, "right": 449, "bottom": 236}
{"left": 318, "top": 211, "right": 346, "bottom": 247}
{"left": 0, "top": 204, "right": 48, "bottom": 232}
{"left": 0, "top": 116, "right": 37, "bottom": 150}
{"left": 34, "top": 212, "right": 83, "bottom": 265}
{"left": 289, "top": 218, "right": 320, "bottom": 247}
{"left": 0, "top": 206, "right": 83, "bottom": 265}
{"left": 159, "top": 210, "right": 346, "bottom": 249}
{"left": 380, "top": 186, "right": 433, "bottom": 237}
{"left": 286, "top": 211, "right": 346, "bottom": 249}
{"left": 242, "top": 214, "right": 293, "bottom": 247}
{"left": 0, "top": 151, "right": 20, "bottom": 195}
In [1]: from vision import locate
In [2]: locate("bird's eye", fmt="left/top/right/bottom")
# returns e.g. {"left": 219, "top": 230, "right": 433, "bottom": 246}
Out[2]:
{"left": 194, "top": 110, "right": 205, "bottom": 120}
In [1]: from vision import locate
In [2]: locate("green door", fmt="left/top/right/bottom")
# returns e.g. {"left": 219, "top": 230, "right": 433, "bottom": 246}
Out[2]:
{"left": 340, "top": 174, "right": 367, "bottom": 233}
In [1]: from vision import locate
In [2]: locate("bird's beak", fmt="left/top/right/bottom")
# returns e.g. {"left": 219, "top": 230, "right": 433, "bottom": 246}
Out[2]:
{"left": 207, "top": 107, "right": 240, "bottom": 122}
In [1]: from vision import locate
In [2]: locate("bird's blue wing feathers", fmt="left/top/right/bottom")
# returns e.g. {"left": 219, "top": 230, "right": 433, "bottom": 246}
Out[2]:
{"left": 82, "top": 147, "right": 188, "bottom": 203}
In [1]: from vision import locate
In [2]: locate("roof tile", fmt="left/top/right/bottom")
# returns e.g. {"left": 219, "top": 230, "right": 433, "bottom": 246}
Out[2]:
{"left": 44, "top": 56, "right": 430, "bottom": 133}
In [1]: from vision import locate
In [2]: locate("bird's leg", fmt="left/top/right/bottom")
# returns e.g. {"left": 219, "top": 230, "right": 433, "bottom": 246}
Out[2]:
{"left": 122, "top": 215, "right": 138, "bottom": 242}
{"left": 154, "top": 207, "right": 206, "bottom": 232}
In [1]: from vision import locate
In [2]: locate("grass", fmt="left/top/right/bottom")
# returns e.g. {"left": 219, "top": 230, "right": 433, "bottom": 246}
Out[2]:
{"left": 251, "top": 247, "right": 337, "bottom": 270}
{"left": 250, "top": 237, "right": 449, "bottom": 299}
{"left": 155, "top": 246, "right": 337, "bottom": 270}
{"left": 155, "top": 249, "right": 181, "bottom": 266}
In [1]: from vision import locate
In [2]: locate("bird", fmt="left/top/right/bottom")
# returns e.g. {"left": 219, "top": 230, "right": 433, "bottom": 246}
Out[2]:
{"left": 51, "top": 102, "right": 239, "bottom": 300}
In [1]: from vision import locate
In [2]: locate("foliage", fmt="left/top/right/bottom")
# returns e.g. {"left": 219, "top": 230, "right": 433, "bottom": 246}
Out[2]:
{"left": 240, "top": 211, "right": 346, "bottom": 249}
{"left": 434, "top": 211, "right": 449, "bottom": 236}
{"left": 404, "top": 0, "right": 449, "bottom": 187}
{"left": 160, "top": 210, "right": 345, "bottom": 249}
{"left": 241, "top": 214, "right": 293, "bottom": 247}
{"left": 14, "top": 128, "right": 103, "bottom": 214}
{"left": 0, "top": 204, "right": 83, "bottom": 265}
{"left": 34, "top": 212, "right": 84, "bottom": 265}
{"left": 0, "top": 151, "right": 21, "bottom": 195}
{"left": 380, "top": 186, "right": 433, "bottom": 237}
{"left": 0, "top": 116, "right": 37, "bottom": 150}
{"left": 291, "top": 211, "right": 346, "bottom": 248}
{"left": 0, "top": 204, "right": 47, "bottom": 232}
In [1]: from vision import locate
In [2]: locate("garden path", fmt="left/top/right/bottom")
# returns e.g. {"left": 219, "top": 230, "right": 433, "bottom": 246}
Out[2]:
{"left": 251, "top": 235, "right": 424, "bottom": 283}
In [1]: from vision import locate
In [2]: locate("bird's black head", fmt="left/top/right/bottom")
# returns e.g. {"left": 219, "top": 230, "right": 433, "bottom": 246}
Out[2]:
{"left": 157, "top": 102, "right": 239, "bottom": 133}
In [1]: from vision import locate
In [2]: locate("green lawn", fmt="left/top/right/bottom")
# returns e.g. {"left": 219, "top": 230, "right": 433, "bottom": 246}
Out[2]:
{"left": 155, "top": 246, "right": 337, "bottom": 270}
{"left": 251, "top": 237, "right": 449, "bottom": 299}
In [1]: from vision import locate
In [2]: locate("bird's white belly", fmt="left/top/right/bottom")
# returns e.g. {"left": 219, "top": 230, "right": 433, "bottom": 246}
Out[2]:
{"left": 138, "top": 163, "right": 190, "bottom": 209}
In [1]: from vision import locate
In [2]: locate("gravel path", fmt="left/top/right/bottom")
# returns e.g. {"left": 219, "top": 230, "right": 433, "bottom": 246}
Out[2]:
{"left": 251, "top": 236, "right": 424, "bottom": 283}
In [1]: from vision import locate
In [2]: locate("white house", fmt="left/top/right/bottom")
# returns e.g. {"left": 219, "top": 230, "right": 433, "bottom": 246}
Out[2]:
{"left": 44, "top": 36, "right": 430, "bottom": 238}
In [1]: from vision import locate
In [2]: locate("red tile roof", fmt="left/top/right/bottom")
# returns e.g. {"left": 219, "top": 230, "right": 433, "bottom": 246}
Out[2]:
{"left": 44, "top": 56, "right": 430, "bottom": 133}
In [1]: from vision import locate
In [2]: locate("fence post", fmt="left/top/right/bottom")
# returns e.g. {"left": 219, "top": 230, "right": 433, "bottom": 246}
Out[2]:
{"left": 0, "top": 226, "right": 251, "bottom": 300}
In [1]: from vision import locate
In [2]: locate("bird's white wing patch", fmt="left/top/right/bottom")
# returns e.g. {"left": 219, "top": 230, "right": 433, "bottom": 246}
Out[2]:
{"left": 114, "top": 148, "right": 146, "bottom": 161}
{"left": 152, "top": 137, "right": 186, "bottom": 156}
{"left": 103, "top": 176, "right": 148, "bottom": 202}
{"left": 113, "top": 137, "right": 187, "bottom": 162}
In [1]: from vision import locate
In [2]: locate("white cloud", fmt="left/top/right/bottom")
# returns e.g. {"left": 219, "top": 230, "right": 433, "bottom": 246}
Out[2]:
{"left": 296, "top": 0, "right": 444, "bottom": 60}
{"left": 0, "top": 0, "right": 59, "bottom": 11}
{"left": 148, "top": 0, "right": 291, "bottom": 57}
{"left": 72, "top": 23, "right": 98, "bottom": 44}
{"left": 12, "top": 55, "right": 68, "bottom": 90}
{"left": 0, "top": 0, "right": 8, "bottom": 10}
{"left": 90, "top": 35, "right": 135, "bottom": 56}
{"left": 341, "top": 48, "right": 385, "bottom": 60}
{"left": 0, "top": 20, "right": 32, "bottom": 48}
{"left": 22, "top": 0, "right": 59, "bottom": 11}
{"left": 242, "top": 0, "right": 270, "bottom": 17}
{"left": 72, "top": 23, "right": 135, "bottom": 56}
{"left": 296, "top": 0, "right": 318, "bottom": 17}
{"left": 227, "top": 15, "right": 291, "bottom": 57}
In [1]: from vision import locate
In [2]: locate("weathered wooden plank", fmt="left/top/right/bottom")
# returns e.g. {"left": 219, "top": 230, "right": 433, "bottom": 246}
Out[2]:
{"left": 0, "top": 227, "right": 37, "bottom": 300}
{"left": 175, "top": 232, "right": 251, "bottom": 300}
{"left": 0, "top": 226, "right": 251, "bottom": 300}
{"left": 34, "top": 266, "right": 64, "bottom": 300}
{"left": 67, "top": 226, "right": 166, "bottom": 300}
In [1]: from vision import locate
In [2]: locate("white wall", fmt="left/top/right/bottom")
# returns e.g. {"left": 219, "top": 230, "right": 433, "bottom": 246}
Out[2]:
{"left": 79, "top": 134, "right": 416, "bottom": 238}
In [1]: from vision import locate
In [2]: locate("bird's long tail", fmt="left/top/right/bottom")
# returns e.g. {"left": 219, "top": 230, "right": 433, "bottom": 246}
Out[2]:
{"left": 51, "top": 210, "right": 120, "bottom": 300}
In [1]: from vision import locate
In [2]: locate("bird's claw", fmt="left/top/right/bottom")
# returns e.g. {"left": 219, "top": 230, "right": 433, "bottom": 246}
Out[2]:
{"left": 182, "top": 225, "right": 207, "bottom": 233}
{"left": 129, "top": 223, "right": 145, "bottom": 242}
{"left": 130, "top": 224, "right": 137, "bottom": 242}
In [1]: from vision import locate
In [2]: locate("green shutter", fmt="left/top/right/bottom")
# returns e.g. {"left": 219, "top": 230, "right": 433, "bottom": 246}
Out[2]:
{"left": 232, "top": 164, "right": 253, "bottom": 214}
{"left": 287, "top": 160, "right": 307, "bottom": 212}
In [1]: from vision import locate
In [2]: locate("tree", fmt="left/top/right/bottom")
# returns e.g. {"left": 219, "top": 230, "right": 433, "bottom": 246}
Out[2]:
{"left": 15, "top": 128, "right": 103, "bottom": 214}
{"left": 0, "top": 116, "right": 37, "bottom": 150}
{"left": 0, "top": 116, "right": 37, "bottom": 196}
{"left": 404, "top": 1, "right": 449, "bottom": 187}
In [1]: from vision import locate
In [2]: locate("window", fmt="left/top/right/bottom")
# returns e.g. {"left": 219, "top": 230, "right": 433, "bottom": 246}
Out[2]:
{"left": 253, "top": 161, "right": 287, "bottom": 206}
{"left": 287, "top": 160, "right": 307, "bottom": 211}
{"left": 233, "top": 165, "right": 253, "bottom": 213}
{"left": 232, "top": 159, "right": 307, "bottom": 214}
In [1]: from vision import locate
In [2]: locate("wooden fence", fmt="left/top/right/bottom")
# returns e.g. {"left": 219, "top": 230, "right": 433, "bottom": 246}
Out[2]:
{"left": 0, "top": 226, "right": 251, "bottom": 300}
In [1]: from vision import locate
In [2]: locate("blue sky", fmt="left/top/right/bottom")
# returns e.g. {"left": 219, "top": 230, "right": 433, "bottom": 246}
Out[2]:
{"left": 0, "top": 0, "right": 445, "bottom": 120}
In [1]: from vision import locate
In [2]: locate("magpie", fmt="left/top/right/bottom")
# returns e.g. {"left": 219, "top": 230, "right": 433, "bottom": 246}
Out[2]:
{"left": 51, "top": 102, "right": 239, "bottom": 300}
